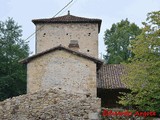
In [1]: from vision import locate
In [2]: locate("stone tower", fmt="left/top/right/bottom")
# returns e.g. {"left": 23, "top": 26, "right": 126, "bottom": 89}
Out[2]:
{"left": 32, "top": 11, "right": 102, "bottom": 58}
{"left": 21, "top": 12, "right": 103, "bottom": 97}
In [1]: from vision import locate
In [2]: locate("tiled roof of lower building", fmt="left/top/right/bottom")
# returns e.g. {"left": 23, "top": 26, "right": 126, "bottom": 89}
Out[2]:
{"left": 97, "top": 64, "right": 126, "bottom": 89}
{"left": 19, "top": 45, "right": 103, "bottom": 69}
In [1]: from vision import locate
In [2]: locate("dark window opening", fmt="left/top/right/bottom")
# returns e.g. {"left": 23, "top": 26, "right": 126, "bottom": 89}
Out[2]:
{"left": 43, "top": 33, "right": 46, "bottom": 37}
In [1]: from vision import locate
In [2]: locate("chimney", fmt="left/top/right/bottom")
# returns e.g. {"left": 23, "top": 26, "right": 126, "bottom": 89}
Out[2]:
{"left": 68, "top": 40, "right": 79, "bottom": 51}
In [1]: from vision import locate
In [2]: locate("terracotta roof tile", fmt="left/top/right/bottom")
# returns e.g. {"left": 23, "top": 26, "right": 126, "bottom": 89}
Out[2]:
{"left": 97, "top": 64, "right": 126, "bottom": 89}
{"left": 32, "top": 14, "right": 102, "bottom": 33}
{"left": 19, "top": 45, "right": 103, "bottom": 69}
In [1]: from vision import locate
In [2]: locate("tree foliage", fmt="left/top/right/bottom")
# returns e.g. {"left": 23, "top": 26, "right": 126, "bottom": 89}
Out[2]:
{"left": 104, "top": 19, "right": 141, "bottom": 64}
{"left": 119, "top": 11, "right": 160, "bottom": 113}
{"left": 0, "top": 18, "right": 29, "bottom": 101}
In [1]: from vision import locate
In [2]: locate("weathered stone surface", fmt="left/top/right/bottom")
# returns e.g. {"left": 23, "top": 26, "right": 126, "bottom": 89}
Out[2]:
{"left": 0, "top": 88, "right": 101, "bottom": 120}
{"left": 27, "top": 50, "right": 97, "bottom": 96}
{"left": 36, "top": 23, "right": 99, "bottom": 58}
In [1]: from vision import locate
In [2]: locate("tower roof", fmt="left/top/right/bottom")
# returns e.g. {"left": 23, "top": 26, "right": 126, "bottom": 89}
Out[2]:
{"left": 32, "top": 12, "right": 102, "bottom": 32}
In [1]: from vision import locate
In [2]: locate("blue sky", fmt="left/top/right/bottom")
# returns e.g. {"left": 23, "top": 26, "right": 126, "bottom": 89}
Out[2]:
{"left": 1, "top": 0, "right": 160, "bottom": 57}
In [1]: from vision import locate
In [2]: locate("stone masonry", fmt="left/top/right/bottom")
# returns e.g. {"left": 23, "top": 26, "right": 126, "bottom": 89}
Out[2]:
{"left": 25, "top": 13, "right": 103, "bottom": 97}
{"left": 35, "top": 23, "right": 99, "bottom": 58}
{"left": 0, "top": 88, "right": 101, "bottom": 120}
{"left": 12, "top": 13, "right": 103, "bottom": 120}
{"left": 27, "top": 50, "right": 98, "bottom": 96}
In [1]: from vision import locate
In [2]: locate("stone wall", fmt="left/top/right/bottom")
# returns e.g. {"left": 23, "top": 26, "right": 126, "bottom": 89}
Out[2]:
{"left": 35, "top": 23, "right": 99, "bottom": 58}
{"left": 0, "top": 88, "right": 101, "bottom": 120}
{"left": 27, "top": 50, "right": 97, "bottom": 96}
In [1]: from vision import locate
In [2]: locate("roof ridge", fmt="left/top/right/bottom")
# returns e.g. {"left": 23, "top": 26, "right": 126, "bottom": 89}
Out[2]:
{"left": 19, "top": 45, "right": 103, "bottom": 68}
{"left": 34, "top": 14, "right": 101, "bottom": 21}
{"left": 32, "top": 14, "right": 102, "bottom": 33}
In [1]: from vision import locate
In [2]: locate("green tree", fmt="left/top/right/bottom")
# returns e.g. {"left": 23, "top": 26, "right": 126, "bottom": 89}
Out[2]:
{"left": 119, "top": 11, "right": 160, "bottom": 113}
{"left": 0, "top": 18, "right": 29, "bottom": 101}
{"left": 104, "top": 19, "right": 141, "bottom": 64}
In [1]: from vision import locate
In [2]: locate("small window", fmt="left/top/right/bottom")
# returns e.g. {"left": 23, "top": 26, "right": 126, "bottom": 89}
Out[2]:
{"left": 43, "top": 33, "right": 46, "bottom": 37}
